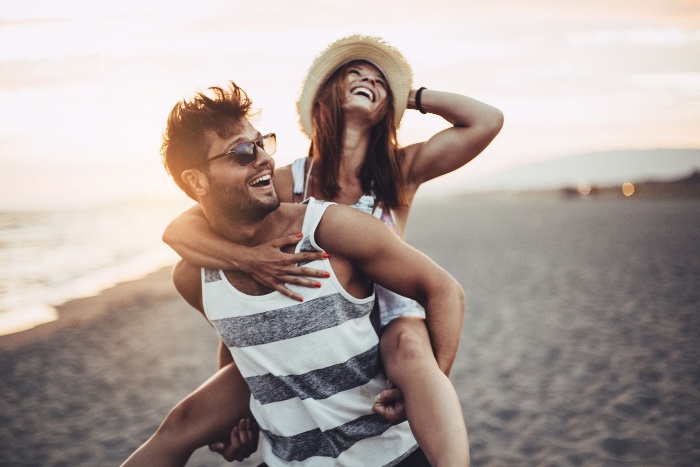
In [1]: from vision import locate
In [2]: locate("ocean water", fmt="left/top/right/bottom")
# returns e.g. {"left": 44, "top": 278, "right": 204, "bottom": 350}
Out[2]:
{"left": 0, "top": 198, "right": 193, "bottom": 335}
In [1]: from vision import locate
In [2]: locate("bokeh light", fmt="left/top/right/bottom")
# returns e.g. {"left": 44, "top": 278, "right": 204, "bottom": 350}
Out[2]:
{"left": 622, "top": 182, "right": 635, "bottom": 197}
{"left": 578, "top": 181, "right": 592, "bottom": 195}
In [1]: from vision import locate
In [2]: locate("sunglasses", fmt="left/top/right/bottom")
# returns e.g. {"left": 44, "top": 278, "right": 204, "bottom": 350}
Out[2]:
{"left": 194, "top": 133, "right": 276, "bottom": 168}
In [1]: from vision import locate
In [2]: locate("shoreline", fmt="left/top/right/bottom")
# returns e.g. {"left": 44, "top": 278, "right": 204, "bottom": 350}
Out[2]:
{"left": 0, "top": 265, "right": 177, "bottom": 350}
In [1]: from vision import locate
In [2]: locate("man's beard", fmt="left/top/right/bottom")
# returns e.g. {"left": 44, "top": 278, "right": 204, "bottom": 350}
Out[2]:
{"left": 209, "top": 176, "right": 281, "bottom": 223}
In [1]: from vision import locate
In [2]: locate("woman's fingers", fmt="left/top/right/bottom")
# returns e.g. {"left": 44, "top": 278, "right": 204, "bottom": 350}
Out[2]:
{"left": 271, "top": 233, "right": 305, "bottom": 249}
{"left": 273, "top": 283, "right": 304, "bottom": 302}
{"left": 295, "top": 264, "right": 331, "bottom": 277}
{"left": 269, "top": 234, "right": 330, "bottom": 268}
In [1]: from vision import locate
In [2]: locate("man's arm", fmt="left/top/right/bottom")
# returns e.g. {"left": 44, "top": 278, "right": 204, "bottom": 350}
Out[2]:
{"left": 218, "top": 341, "right": 234, "bottom": 368}
{"left": 316, "top": 205, "right": 465, "bottom": 375}
{"left": 172, "top": 259, "right": 204, "bottom": 313}
{"left": 172, "top": 260, "right": 234, "bottom": 369}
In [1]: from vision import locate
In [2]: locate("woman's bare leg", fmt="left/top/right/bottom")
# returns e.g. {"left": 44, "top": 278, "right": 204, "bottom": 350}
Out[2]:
{"left": 122, "top": 362, "right": 252, "bottom": 466}
{"left": 379, "top": 316, "right": 470, "bottom": 467}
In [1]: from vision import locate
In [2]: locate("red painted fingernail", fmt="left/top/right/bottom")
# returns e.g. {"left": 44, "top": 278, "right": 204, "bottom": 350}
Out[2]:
{"left": 322, "top": 253, "right": 329, "bottom": 258}
{"left": 323, "top": 272, "right": 330, "bottom": 278}
{"left": 297, "top": 297, "right": 303, "bottom": 302}
{"left": 315, "top": 282, "right": 322, "bottom": 288}
{"left": 295, "top": 232, "right": 303, "bottom": 238}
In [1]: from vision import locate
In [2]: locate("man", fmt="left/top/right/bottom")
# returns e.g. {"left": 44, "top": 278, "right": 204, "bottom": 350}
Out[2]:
{"left": 156, "top": 81, "right": 465, "bottom": 465}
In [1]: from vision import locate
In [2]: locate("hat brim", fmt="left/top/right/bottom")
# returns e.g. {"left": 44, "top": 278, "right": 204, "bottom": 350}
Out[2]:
{"left": 297, "top": 35, "right": 413, "bottom": 138}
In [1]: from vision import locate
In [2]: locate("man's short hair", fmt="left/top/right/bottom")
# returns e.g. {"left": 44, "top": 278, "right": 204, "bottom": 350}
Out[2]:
{"left": 161, "top": 81, "right": 255, "bottom": 199}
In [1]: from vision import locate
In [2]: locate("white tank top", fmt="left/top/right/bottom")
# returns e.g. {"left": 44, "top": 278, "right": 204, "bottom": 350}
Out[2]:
{"left": 201, "top": 199, "right": 417, "bottom": 466}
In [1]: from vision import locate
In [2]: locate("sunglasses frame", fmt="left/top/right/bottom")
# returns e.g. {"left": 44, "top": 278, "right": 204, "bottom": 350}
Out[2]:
{"left": 193, "top": 133, "right": 276, "bottom": 169}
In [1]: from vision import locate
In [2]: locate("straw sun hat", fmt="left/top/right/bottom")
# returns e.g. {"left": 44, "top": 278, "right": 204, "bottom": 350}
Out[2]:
{"left": 297, "top": 34, "right": 413, "bottom": 138}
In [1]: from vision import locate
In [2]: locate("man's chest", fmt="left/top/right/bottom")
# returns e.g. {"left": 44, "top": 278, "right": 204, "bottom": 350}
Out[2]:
{"left": 223, "top": 270, "right": 274, "bottom": 296}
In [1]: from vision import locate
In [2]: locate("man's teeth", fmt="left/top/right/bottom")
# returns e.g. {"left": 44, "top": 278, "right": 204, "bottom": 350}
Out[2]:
{"left": 352, "top": 87, "right": 374, "bottom": 102}
{"left": 250, "top": 174, "right": 270, "bottom": 186}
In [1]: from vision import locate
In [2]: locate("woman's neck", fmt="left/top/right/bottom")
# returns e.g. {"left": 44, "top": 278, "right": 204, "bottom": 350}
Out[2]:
{"left": 338, "top": 124, "right": 370, "bottom": 182}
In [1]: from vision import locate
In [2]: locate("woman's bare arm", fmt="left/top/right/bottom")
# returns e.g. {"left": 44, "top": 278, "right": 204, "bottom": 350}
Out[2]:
{"left": 403, "top": 88, "right": 504, "bottom": 187}
{"left": 164, "top": 205, "right": 328, "bottom": 301}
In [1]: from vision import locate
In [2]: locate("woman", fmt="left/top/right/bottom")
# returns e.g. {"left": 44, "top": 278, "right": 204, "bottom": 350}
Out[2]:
{"left": 125, "top": 35, "right": 502, "bottom": 466}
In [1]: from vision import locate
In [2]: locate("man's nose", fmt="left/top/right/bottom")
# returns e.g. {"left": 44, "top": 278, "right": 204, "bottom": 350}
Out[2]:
{"left": 254, "top": 146, "right": 274, "bottom": 168}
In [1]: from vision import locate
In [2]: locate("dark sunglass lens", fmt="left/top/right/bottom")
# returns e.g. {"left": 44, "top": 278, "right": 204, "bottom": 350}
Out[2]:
{"left": 235, "top": 142, "right": 257, "bottom": 165}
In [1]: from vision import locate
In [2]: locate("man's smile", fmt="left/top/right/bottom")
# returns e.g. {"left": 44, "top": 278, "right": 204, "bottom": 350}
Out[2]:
{"left": 249, "top": 174, "right": 271, "bottom": 188}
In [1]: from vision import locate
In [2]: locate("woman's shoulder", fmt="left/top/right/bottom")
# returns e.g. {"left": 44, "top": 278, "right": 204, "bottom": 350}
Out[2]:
{"left": 397, "top": 142, "right": 426, "bottom": 189}
{"left": 274, "top": 164, "right": 295, "bottom": 203}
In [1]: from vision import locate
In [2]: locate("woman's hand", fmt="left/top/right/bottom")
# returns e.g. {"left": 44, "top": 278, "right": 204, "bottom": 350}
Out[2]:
{"left": 239, "top": 233, "right": 330, "bottom": 302}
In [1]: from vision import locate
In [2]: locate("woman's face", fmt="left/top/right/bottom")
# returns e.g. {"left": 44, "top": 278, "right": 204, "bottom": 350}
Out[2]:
{"left": 342, "top": 61, "right": 389, "bottom": 122}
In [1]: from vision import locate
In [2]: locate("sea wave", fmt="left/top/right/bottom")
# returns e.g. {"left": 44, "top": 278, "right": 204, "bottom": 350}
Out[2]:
{"left": 0, "top": 198, "right": 192, "bottom": 335}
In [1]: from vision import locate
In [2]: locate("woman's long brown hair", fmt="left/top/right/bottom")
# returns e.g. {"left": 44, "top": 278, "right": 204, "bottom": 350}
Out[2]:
{"left": 309, "top": 60, "right": 409, "bottom": 209}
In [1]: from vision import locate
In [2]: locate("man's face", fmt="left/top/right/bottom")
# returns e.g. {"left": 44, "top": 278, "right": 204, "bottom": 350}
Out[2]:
{"left": 203, "top": 119, "right": 280, "bottom": 221}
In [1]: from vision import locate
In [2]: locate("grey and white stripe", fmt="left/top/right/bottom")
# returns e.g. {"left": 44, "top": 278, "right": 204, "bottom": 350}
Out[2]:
{"left": 246, "top": 345, "right": 379, "bottom": 404}
{"left": 202, "top": 200, "right": 416, "bottom": 466}
{"left": 211, "top": 293, "right": 374, "bottom": 348}
{"left": 262, "top": 413, "right": 390, "bottom": 462}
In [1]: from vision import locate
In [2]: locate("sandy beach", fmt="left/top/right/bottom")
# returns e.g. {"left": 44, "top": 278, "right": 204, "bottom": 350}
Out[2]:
{"left": 1, "top": 196, "right": 699, "bottom": 466}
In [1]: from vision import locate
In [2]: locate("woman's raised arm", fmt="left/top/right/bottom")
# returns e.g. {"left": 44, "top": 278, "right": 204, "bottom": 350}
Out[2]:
{"left": 403, "top": 88, "right": 504, "bottom": 187}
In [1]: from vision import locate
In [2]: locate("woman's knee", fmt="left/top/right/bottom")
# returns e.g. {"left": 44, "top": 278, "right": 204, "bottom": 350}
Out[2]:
{"left": 383, "top": 320, "right": 433, "bottom": 366}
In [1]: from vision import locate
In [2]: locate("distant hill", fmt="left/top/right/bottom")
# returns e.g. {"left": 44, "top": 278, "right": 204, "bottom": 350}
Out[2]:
{"left": 556, "top": 170, "right": 700, "bottom": 199}
{"left": 465, "top": 148, "right": 700, "bottom": 192}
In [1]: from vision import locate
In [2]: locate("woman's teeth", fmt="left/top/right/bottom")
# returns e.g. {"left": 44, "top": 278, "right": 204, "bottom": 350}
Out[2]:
{"left": 352, "top": 87, "right": 374, "bottom": 102}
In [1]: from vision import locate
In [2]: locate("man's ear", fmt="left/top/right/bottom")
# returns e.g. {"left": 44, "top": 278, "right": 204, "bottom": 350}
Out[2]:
{"left": 181, "top": 169, "right": 209, "bottom": 196}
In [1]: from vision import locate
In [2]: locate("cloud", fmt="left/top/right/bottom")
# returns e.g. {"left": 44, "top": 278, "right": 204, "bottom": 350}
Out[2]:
{"left": 1, "top": 0, "right": 699, "bottom": 209}
{"left": 567, "top": 27, "right": 700, "bottom": 47}
{"left": 626, "top": 72, "right": 700, "bottom": 92}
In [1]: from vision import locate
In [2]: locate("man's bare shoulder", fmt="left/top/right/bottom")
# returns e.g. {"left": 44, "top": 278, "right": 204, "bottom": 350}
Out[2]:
{"left": 172, "top": 260, "right": 204, "bottom": 312}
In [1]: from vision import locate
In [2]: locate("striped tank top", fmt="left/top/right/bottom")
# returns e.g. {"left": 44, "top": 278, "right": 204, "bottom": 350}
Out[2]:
{"left": 201, "top": 199, "right": 417, "bottom": 466}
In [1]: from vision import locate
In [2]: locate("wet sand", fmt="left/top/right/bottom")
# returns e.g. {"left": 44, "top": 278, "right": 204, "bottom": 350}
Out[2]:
{"left": 1, "top": 197, "right": 699, "bottom": 466}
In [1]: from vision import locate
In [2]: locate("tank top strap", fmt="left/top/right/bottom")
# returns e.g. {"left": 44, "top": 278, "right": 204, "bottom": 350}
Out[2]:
{"left": 300, "top": 197, "right": 335, "bottom": 250}
{"left": 291, "top": 157, "right": 306, "bottom": 200}
{"left": 291, "top": 157, "right": 314, "bottom": 202}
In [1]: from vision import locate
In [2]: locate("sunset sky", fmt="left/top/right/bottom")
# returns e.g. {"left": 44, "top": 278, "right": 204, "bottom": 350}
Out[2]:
{"left": 1, "top": 0, "right": 698, "bottom": 208}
